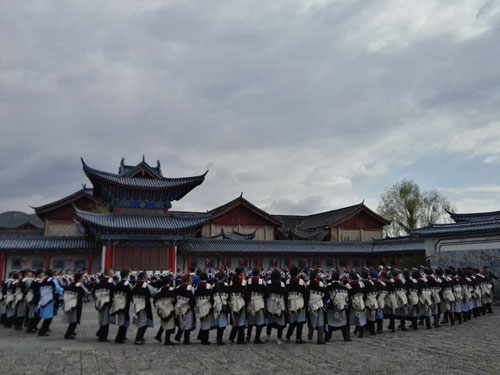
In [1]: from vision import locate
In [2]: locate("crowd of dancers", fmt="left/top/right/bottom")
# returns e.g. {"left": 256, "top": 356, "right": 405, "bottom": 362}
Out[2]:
{"left": 0, "top": 264, "right": 496, "bottom": 345}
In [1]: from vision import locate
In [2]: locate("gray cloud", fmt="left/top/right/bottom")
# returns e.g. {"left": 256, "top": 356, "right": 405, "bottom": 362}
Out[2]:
{"left": 1, "top": 0, "right": 500, "bottom": 215}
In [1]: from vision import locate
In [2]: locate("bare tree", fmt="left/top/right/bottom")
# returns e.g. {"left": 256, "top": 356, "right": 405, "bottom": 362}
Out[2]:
{"left": 377, "top": 179, "right": 454, "bottom": 237}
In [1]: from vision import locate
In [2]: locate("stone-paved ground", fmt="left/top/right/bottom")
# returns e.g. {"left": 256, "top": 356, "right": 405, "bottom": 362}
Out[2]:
{"left": 0, "top": 304, "right": 499, "bottom": 375}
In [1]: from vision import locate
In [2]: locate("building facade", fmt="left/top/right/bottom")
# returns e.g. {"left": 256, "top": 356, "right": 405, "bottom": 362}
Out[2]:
{"left": 410, "top": 210, "right": 500, "bottom": 276}
{"left": 0, "top": 157, "right": 425, "bottom": 277}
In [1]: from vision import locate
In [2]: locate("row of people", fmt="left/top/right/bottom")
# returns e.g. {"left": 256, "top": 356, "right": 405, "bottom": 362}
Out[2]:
{"left": 0, "top": 265, "right": 495, "bottom": 345}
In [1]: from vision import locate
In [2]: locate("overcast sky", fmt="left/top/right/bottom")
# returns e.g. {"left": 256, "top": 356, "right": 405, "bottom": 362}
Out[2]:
{"left": 1, "top": 0, "right": 500, "bottom": 216}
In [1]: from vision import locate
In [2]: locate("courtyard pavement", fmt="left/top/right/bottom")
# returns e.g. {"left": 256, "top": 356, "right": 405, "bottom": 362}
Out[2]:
{"left": 0, "top": 304, "right": 499, "bottom": 375}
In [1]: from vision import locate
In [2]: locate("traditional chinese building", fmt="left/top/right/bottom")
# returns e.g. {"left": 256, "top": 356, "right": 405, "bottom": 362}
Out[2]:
{"left": 0, "top": 157, "right": 426, "bottom": 278}
{"left": 410, "top": 209, "right": 500, "bottom": 276}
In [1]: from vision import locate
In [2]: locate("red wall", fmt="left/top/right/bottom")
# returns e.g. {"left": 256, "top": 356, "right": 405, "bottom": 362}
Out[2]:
{"left": 335, "top": 211, "right": 384, "bottom": 230}
{"left": 43, "top": 196, "right": 99, "bottom": 221}
{"left": 211, "top": 205, "right": 276, "bottom": 226}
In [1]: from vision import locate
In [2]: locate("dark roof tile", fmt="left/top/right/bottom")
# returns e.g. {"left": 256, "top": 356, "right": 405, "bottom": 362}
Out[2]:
{"left": 0, "top": 236, "right": 97, "bottom": 250}
{"left": 74, "top": 207, "right": 211, "bottom": 231}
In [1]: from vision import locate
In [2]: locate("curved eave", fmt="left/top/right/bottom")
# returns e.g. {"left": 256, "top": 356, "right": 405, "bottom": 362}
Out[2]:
{"left": 409, "top": 220, "right": 500, "bottom": 238}
{"left": 74, "top": 207, "right": 211, "bottom": 233}
{"left": 81, "top": 158, "right": 207, "bottom": 193}
{"left": 31, "top": 188, "right": 101, "bottom": 214}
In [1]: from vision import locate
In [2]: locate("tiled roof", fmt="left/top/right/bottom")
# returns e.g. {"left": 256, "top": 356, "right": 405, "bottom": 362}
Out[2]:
{"left": 74, "top": 208, "right": 211, "bottom": 232}
{"left": 0, "top": 236, "right": 97, "bottom": 250}
{"left": 409, "top": 219, "right": 500, "bottom": 237}
{"left": 274, "top": 202, "right": 390, "bottom": 233}
{"left": 209, "top": 195, "right": 282, "bottom": 226}
{"left": 82, "top": 158, "right": 207, "bottom": 191}
{"left": 32, "top": 188, "right": 101, "bottom": 213}
{"left": 448, "top": 209, "right": 500, "bottom": 223}
{"left": 205, "top": 229, "right": 256, "bottom": 240}
{"left": 119, "top": 159, "right": 163, "bottom": 178}
{"left": 277, "top": 227, "right": 330, "bottom": 241}
{"left": 178, "top": 237, "right": 424, "bottom": 255}
{"left": 372, "top": 237, "right": 426, "bottom": 253}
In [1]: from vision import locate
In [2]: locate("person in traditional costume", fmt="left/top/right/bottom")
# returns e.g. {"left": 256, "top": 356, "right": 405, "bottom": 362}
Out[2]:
{"left": 195, "top": 272, "right": 215, "bottom": 345}
{"left": 392, "top": 269, "right": 409, "bottom": 332}
{"left": 347, "top": 270, "right": 367, "bottom": 338}
{"left": 382, "top": 269, "right": 398, "bottom": 333}
{"left": 213, "top": 271, "right": 230, "bottom": 345}
{"left": 450, "top": 269, "right": 464, "bottom": 324}
{"left": 372, "top": 272, "right": 387, "bottom": 334}
{"left": 361, "top": 268, "right": 378, "bottom": 336}
{"left": 307, "top": 269, "right": 326, "bottom": 344}
{"left": 0, "top": 277, "right": 7, "bottom": 327}
{"left": 13, "top": 271, "right": 29, "bottom": 330}
{"left": 153, "top": 276, "right": 176, "bottom": 345}
{"left": 26, "top": 269, "right": 43, "bottom": 333}
{"left": 5, "top": 272, "right": 18, "bottom": 329}
{"left": 132, "top": 271, "right": 158, "bottom": 345}
{"left": 38, "top": 269, "right": 63, "bottom": 336}
{"left": 111, "top": 269, "right": 133, "bottom": 344}
{"left": 475, "top": 268, "right": 493, "bottom": 315}
{"left": 437, "top": 268, "right": 455, "bottom": 326}
{"left": 481, "top": 266, "right": 496, "bottom": 314}
{"left": 62, "top": 273, "right": 88, "bottom": 339}
{"left": 228, "top": 267, "right": 247, "bottom": 345}
{"left": 285, "top": 266, "right": 308, "bottom": 343}
{"left": 174, "top": 273, "right": 196, "bottom": 344}
{"left": 246, "top": 268, "right": 266, "bottom": 344}
{"left": 94, "top": 268, "right": 115, "bottom": 342}
{"left": 425, "top": 268, "right": 442, "bottom": 328}
{"left": 461, "top": 269, "right": 474, "bottom": 321}
{"left": 325, "top": 271, "right": 351, "bottom": 342}
{"left": 417, "top": 270, "right": 433, "bottom": 329}
{"left": 265, "top": 269, "right": 287, "bottom": 344}
{"left": 405, "top": 269, "right": 421, "bottom": 330}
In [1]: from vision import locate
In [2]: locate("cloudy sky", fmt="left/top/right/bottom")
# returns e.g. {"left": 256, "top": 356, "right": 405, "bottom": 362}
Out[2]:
{"left": 1, "top": 0, "right": 500, "bottom": 216}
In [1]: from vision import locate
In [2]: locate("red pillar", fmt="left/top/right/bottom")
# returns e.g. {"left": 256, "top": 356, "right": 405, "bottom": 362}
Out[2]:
{"left": 395, "top": 255, "right": 400, "bottom": 267}
{"left": 187, "top": 255, "right": 192, "bottom": 270}
{"left": 288, "top": 255, "right": 292, "bottom": 270}
{"left": 45, "top": 251, "right": 51, "bottom": 271}
{"left": 88, "top": 250, "right": 93, "bottom": 274}
{"left": 223, "top": 255, "right": 227, "bottom": 268}
{"left": 169, "top": 245, "right": 176, "bottom": 272}
{"left": 256, "top": 254, "right": 261, "bottom": 269}
{"left": 104, "top": 246, "right": 113, "bottom": 269}
{"left": 0, "top": 252, "right": 4, "bottom": 280}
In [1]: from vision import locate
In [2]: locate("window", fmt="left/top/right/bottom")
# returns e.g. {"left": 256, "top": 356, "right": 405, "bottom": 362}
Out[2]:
{"left": 11, "top": 259, "right": 22, "bottom": 270}
{"left": 32, "top": 259, "right": 44, "bottom": 269}
{"left": 53, "top": 259, "right": 65, "bottom": 269}
{"left": 74, "top": 259, "right": 86, "bottom": 270}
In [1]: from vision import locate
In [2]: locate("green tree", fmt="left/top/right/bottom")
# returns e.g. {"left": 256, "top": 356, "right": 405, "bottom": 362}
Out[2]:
{"left": 377, "top": 179, "right": 454, "bottom": 237}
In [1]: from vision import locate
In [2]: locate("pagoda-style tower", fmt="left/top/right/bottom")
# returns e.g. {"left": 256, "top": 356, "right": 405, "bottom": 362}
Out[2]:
{"left": 75, "top": 158, "right": 210, "bottom": 271}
